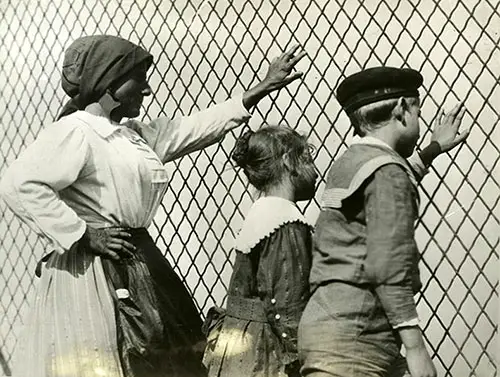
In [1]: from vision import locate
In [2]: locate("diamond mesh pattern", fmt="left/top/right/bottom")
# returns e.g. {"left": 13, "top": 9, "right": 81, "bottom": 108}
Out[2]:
{"left": 0, "top": 0, "right": 498, "bottom": 376}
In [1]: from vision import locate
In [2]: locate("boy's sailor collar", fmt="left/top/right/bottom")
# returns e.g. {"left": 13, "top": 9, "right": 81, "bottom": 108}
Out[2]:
{"left": 234, "top": 196, "right": 313, "bottom": 254}
{"left": 351, "top": 136, "right": 394, "bottom": 151}
{"left": 321, "top": 136, "right": 420, "bottom": 210}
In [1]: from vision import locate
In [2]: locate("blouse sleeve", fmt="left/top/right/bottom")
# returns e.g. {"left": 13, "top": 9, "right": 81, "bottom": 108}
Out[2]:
{"left": 0, "top": 121, "right": 91, "bottom": 251}
{"left": 128, "top": 94, "right": 251, "bottom": 163}
{"left": 256, "top": 222, "right": 313, "bottom": 364}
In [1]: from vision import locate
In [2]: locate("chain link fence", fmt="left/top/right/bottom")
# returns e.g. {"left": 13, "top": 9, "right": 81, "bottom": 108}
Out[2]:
{"left": 1, "top": 0, "right": 499, "bottom": 376}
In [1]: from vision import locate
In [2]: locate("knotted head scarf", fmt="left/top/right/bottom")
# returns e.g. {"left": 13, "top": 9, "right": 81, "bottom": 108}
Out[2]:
{"left": 57, "top": 35, "right": 153, "bottom": 120}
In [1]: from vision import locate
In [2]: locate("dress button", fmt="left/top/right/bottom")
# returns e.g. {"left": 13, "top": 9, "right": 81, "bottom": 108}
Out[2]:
{"left": 271, "top": 298, "right": 276, "bottom": 304}
{"left": 275, "top": 314, "right": 281, "bottom": 320}
{"left": 282, "top": 332, "right": 287, "bottom": 338}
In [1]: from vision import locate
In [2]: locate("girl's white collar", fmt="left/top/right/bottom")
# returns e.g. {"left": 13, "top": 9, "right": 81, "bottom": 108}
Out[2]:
{"left": 234, "top": 196, "right": 313, "bottom": 254}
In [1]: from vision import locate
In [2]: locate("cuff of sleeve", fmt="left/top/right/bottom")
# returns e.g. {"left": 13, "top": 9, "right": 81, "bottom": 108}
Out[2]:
{"left": 419, "top": 141, "right": 442, "bottom": 167}
{"left": 408, "top": 152, "right": 429, "bottom": 179}
{"left": 53, "top": 219, "right": 87, "bottom": 252}
{"left": 375, "top": 285, "right": 419, "bottom": 328}
{"left": 231, "top": 93, "right": 253, "bottom": 118}
{"left": 393, "top": 317, "right": 420, "bottom": 329}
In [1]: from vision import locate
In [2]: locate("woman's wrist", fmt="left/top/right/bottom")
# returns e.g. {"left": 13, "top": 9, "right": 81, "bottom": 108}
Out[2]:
{"left": 242, "top": 80, "right": 272, "bottom": 110}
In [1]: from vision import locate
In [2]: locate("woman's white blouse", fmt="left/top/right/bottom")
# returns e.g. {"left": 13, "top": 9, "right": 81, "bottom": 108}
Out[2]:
{"left": 0, "top": 95, "right": 251, "bottom": 252}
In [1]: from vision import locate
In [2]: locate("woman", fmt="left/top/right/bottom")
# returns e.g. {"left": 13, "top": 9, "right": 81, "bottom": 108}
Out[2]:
{"left": 0, "top": 35, "right": 306, "bottom": 377}
{"left": 203, "top": 126, "right": 318, "bottom": 377}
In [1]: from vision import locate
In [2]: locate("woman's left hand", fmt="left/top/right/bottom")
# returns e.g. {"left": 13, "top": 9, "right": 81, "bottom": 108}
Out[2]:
{"left": 242, "top": 45, "right": 307, "bottom": 110}
{"left": 261, "top": 45, "right": 307, "bottom": 92}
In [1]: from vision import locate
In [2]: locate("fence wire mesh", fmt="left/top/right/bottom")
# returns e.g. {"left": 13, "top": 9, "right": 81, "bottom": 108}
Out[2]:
{"left": 0, "top": 0, "right": 499, "bottom": 376}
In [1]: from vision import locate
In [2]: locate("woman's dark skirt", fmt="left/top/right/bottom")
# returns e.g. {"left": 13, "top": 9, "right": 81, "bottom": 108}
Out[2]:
{"left": 100, "top": 227, "right": 207, "bottom": 377}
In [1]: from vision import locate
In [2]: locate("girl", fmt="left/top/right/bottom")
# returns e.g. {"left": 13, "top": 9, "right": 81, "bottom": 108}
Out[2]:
{"left": 203, "top": 125, "right": 318, "bottom": 377}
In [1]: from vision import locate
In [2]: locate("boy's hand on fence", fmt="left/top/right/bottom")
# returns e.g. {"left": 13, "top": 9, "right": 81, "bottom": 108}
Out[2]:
{"left": 431, "top": 102, "right": 470, "bottom": 153}
{"left": 80, "top": 226, "right": 136, "bottom": 260}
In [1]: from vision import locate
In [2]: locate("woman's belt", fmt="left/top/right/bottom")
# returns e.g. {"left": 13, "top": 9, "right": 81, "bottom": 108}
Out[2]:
{"left": 226, "top": 295, "right": 267, "bottom": 322}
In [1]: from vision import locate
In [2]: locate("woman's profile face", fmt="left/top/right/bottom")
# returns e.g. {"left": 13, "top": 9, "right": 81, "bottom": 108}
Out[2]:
{"left": 111, "top": 65, "right": 152, "bottom": 118}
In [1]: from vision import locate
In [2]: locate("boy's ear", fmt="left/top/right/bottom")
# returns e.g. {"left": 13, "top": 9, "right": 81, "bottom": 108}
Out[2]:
{"left": 393, "top": 97, "right": 407, "bottom": 125}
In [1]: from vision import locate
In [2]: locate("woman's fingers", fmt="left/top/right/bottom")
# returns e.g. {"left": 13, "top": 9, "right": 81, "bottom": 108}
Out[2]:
{"left": 288, "top": 50, "right": 307, "bottom": 67}
{"left": 90, "top": 228, "right": 136, "bottom": 259}
{"left": 283, "top": 71, "right": 304, "bottom": 85}
{"left": 103, "top": 248, "right": 121, "bottom": 260}
{"left": 107, "top": 228, "right": 132, "bottom": 238}
{"left": 114, "top": 238, "right": 136, "bottom": 251}
{"left": 283, "top": 44, "right": 300, "bottom": 59}
{"left": 108, "top": 238, "right": 136, "bottom": 257}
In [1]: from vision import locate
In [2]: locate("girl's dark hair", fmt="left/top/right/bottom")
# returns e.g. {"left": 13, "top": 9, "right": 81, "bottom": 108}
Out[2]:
{"left": 232, "top": 125, "right": 309, "bottom": 192}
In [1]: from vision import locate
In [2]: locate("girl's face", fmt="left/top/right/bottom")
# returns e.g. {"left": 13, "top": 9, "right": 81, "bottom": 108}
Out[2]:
{"left": 292, "top": 145, "right": 318, "bottom": 202}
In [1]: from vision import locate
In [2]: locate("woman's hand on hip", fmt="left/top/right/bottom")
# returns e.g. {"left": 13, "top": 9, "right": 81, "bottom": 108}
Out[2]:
{"left": 81, "top": 226, "right": 136, "bottom": 260}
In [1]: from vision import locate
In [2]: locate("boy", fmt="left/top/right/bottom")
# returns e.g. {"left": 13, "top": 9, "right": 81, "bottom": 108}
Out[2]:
{"left": 299, "top": 67, "right": 468, "bottom": 377}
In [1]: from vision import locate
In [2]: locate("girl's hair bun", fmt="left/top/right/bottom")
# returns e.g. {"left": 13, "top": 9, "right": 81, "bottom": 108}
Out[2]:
{"left": 231, "top": 130, "right": 254, "bottom": 168}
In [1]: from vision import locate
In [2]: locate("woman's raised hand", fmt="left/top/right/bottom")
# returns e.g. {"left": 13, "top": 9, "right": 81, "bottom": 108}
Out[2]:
{"left": 242, "top": 45, "right": 307, "bottom": 110}
{"left": 261, "top": 44, "right": 307, "bottom": 92}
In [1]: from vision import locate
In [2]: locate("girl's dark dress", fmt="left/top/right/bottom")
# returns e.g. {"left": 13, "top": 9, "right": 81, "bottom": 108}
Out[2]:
{"left": 204, "top": 196, "right": 313, "bottom": 377}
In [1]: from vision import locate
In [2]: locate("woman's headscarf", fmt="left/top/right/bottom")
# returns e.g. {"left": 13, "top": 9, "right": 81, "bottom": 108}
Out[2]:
{"left": 57, "top": 35, "right": 153, "bottom": 120}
